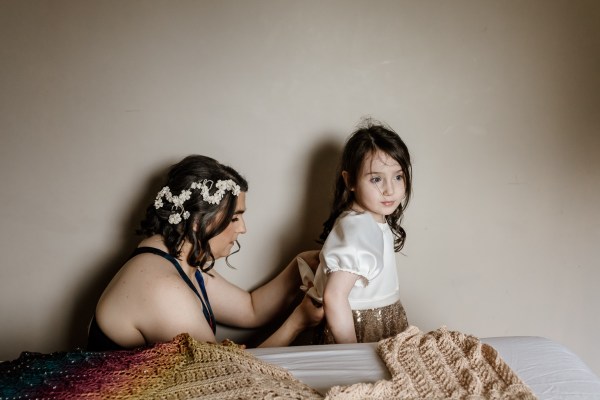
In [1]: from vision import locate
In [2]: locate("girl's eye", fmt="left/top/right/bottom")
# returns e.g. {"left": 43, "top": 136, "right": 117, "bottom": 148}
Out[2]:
{"left": 395, "top": 174, "right": 404, "bottom": 181}
{"left": 370, "top": 177, "right": 382, "bottom": 184}
{"left": 232, "top": 217, "right": 239, "bottom": 222}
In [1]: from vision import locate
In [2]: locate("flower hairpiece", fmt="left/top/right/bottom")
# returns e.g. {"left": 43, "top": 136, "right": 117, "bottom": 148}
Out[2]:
{"left": 154, "top": 179, "right": 241, "bottom": 225}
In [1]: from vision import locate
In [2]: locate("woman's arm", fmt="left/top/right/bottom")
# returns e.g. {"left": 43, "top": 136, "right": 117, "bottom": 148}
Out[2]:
{"left": 323, "top": 270, "right": 360, "bottom": 344}
{"left": 258, "top": 294, "right": 324, "bottom": 347}
{"left": 249, "top": 250, "right": 320, "bottom": 324}
{"left": 205, "top": 251, "right": 321, "bottom": 330}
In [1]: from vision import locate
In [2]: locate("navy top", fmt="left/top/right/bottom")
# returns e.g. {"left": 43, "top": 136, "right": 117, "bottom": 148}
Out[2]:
{"left": 87, "top": 246, "right": 215, "bottom": 351}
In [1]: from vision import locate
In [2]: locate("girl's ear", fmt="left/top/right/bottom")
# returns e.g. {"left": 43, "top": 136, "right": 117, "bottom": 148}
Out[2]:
{"left": 342, "top": 170, "right": 354, "bottom": 191}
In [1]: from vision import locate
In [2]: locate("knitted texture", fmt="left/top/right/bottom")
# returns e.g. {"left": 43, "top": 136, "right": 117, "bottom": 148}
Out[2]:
{"left": 326, "top": 326, "right": 537, "bottom": 400}
{"left": 0, "top": 328, "right": 536, "bottom": 400}
{"left": 0, "top": 333, "right": 322, "bottom": 400}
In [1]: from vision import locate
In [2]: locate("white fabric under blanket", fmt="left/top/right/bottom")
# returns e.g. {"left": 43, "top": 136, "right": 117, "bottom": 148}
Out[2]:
{"left": 484, "top": 336, "right": 600, "bottom": 400}
{"left": 249, "top": 336, "right": 600, "bottom": 399}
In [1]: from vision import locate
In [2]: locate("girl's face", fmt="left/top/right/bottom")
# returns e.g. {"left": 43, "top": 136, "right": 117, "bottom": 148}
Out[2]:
{"left": 344, "top": 149, "right": 405, "bottom": 223}
{"left": 208, "top": 192, "right": 247, "bottom": 259}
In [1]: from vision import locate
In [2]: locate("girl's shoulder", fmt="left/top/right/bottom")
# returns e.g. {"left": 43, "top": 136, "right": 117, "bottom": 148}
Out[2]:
{"left": 335, "top": 210, "right": 380, "bottom": 231}
{"left": 322, "top": 211, "right": 386, "bottom": 279}
{"left": 329, "top": 211, "right": 383, "bottom": 246}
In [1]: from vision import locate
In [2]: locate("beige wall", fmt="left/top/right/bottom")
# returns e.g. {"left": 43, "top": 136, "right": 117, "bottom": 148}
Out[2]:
{"left": 1, "top": 0, "right": 598, "bottom": 374}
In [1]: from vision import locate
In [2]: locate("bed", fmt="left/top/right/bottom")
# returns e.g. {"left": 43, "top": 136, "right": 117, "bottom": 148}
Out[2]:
{"left": 250, "top": 335, "right": 600, "bottom": 399}
{"left": 2, "top": 327, "right": 599, "bottom": 399}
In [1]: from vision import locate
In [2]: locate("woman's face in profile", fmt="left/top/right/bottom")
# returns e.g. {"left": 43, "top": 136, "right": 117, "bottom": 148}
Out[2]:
{"left": 208, "top": 192, "right": 247, "bottom": 259}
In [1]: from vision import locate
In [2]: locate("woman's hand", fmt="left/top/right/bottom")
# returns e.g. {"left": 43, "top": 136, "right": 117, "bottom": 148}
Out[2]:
{"left": 257, "top": 291, "right": 324, "bottom": 348}
{"left": 295, "top": 293, "right": 325, "bottom": 328}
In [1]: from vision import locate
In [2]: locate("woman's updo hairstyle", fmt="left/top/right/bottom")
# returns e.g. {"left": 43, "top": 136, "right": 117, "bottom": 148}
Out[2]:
{"left": 138, "top": 155, "right": 248, "bottom": 272}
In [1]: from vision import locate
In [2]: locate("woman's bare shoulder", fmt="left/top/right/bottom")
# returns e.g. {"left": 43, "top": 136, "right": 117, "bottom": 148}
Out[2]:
{"left": 99, "top": 251, "right": 192, "bottom": 309}
{"left": 123, "top": 251, "right": 178, "bottom": 275}
{"left": 125, "top": 253, "right": 195, "bottom": 294}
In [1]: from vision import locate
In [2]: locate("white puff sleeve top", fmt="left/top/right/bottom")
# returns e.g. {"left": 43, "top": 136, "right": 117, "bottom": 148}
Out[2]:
{"left": 314, "top": 211, "right": 401, "bottom": 310}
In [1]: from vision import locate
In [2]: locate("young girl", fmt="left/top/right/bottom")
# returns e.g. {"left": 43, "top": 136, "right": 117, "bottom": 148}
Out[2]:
{"left": 299, "top": 121, "right": 412, "bottom": 343}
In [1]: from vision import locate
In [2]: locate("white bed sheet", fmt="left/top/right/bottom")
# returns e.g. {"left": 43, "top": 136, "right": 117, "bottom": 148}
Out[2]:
{"left": 249, "top": 336, "right": 600, "bottom": 399}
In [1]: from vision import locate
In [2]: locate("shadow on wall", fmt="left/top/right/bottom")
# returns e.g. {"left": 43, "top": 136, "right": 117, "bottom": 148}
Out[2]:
{"left": 65, "top": 162, "right": 173, "bottom": 350}
{"left": 289, "top": 133, "right": 343, "bottom": 254}
{"left": 243, "top": 132, "right": 344, "bottom": 347}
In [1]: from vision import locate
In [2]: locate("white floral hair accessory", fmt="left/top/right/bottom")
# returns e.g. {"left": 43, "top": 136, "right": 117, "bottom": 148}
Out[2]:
{"left": 154, "top": 179, "right": 241, "bottom": 225}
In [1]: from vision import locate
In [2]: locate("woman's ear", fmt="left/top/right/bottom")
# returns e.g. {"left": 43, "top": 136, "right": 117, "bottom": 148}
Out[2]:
{"left": 341, "top": 171, "right": 353, "bottom": 191}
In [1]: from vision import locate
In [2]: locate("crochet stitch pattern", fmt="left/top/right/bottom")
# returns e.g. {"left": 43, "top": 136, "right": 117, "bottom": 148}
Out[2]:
{"left": 0, "top": 328, "right": 536, "bottom": 400}
{"left": 0, "top": 333, "right": 321, "bottom": 400}
{"left": 325, "top": 326, "right": 537, "bottom": 400}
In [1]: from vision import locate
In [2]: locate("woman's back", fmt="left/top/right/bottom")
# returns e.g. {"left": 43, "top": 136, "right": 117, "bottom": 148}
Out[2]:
{"left": 92, "top": 237, "right": 211, "bottom": 349}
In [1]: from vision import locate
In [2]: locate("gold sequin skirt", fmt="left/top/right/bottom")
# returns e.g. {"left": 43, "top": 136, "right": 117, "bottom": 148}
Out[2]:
{"left": 322, "top": 300, "right": 409, "bottom": 344}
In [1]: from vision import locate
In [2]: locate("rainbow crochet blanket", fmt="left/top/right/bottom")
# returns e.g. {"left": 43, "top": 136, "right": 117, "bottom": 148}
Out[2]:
{"left": 0, "top": 333, "right": 321, "bottom": 399}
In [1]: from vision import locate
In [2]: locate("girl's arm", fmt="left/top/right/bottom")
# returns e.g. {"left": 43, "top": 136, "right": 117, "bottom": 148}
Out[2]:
{"left": 323, "top": 270, "right": 360, "bottom": 344}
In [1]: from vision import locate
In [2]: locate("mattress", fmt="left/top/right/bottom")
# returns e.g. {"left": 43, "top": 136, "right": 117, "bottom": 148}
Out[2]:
{"left": 249, "top": 336, "right": 600, "bottom": 399}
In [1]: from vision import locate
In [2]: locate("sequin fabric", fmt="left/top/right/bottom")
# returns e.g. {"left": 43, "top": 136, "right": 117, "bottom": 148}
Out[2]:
{"left": 323, "top": 300, "right": 408, "bottom": 344}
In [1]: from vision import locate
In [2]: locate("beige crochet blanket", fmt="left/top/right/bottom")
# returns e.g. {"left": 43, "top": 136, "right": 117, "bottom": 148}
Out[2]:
{"left": 173, "top": 326, "right": 536, "bottom": 399}
{"left": 326, "top": 326, "right": 537, "bottom": 399}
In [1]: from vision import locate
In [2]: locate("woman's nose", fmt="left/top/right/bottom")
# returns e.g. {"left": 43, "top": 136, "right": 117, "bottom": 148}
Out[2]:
{"left": 238, "top": 218, "right": 247, "bottom": 234}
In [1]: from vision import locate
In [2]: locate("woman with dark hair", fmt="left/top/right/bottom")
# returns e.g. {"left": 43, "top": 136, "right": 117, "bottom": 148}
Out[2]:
{"left": 88, "top": 155, "right": 323, "bottom": 351}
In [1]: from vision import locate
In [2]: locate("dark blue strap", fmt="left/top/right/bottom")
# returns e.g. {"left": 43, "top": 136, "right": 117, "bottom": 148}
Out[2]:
{"left": 131, "top": 247, "right": 216, "bottom": 333}
{"left": 195, "top": 270, "right": 215, "bottom": 332}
